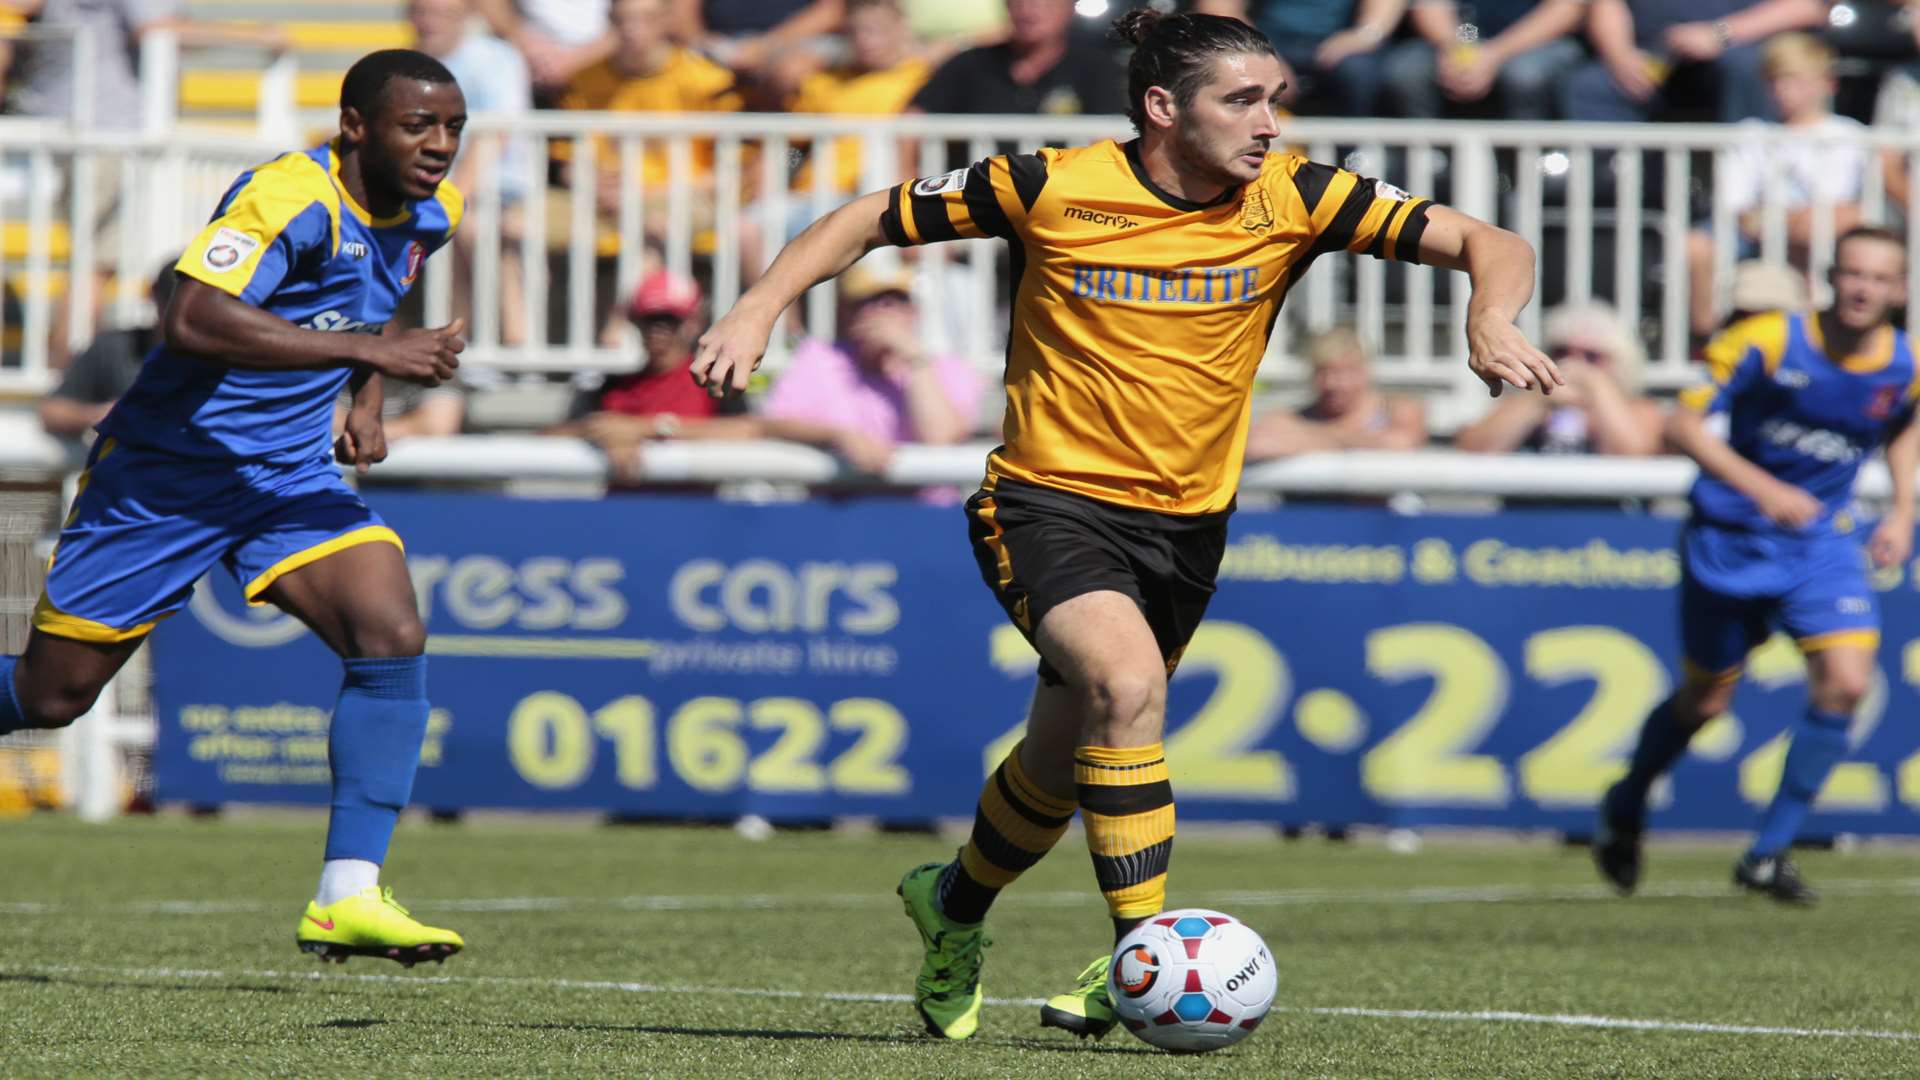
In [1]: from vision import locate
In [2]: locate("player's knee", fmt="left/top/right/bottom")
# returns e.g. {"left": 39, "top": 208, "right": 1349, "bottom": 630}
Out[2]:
{"left": 1810, "top": 673, "right": 1869, "bottom": 716}
{"left": 1078, "top": 669, "right": 1164, "bottom": 742}
{"left": 1673, "top": 683, "right": 1734, "bottom": 729}
{"left": 347, "top": 609, "right": 427, "bottom": 659}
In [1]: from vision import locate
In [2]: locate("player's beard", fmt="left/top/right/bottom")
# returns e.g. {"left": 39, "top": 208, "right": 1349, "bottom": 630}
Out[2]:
{"left": 1173, "top": 123, "right": 1260, "bottom": 193}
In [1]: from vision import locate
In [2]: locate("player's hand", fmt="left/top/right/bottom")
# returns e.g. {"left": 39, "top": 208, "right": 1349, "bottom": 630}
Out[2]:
{"left": 691, "top": 307, "right": 773, "bottom": 399}
{"left": 1869, "top": 510, "right": 1915, "bottom": 569}
{"left": 1466, "top": 313, "right": 1562, "bottom": 398}
{"left": 1755, "top": 480, "right": 1822, "bottom": 531}
{"left": 334, "top": 408, "right": 388, "bottom": 476}
{"left": 370, "top": 319, "right": 465, "bottom": 386}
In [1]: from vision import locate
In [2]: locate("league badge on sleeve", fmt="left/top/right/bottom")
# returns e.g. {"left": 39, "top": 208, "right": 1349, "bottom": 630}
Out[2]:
{"left": 913, "top": 168, "right": 969, "bottom": 197}
{"left": 203, "top": 226, "right": 260, "bottom": 273}
{"left": 1373, "top": 180, "right": 1412, "bottom": 203}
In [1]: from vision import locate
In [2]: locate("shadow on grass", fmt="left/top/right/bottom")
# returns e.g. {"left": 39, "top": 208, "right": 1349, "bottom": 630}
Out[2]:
{"left": 318, "top": 1018, "right": 388, "bottom": 1030}
{"left": 498, "top": 1021, "right": 1165, "bottom": 1055}
{"left": 0, "top": 972, "right": 296, "bottom": 995}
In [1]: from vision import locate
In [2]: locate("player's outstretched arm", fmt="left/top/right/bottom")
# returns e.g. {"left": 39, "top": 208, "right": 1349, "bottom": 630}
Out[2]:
{"left": 166, "top": 277, "right": 465, "bottom": 385}
{"left": 691, "top": 188, "right": 894, "bottom": 397}
{"left": 1412, "top": 206, "right": 1562, "bottom": 398}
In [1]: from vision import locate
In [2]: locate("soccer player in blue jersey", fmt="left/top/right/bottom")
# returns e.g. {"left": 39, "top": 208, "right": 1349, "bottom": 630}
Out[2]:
{"left": 1596, "top": 226, "right": 1919, "bottom": 906}
{"left": 0, "top": 50, "right": 471, "bottom": 962}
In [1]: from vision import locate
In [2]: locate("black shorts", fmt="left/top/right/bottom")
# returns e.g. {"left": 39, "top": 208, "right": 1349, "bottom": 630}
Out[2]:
{"left": 964, "top": 476, "right": 1229, "bottom": 686}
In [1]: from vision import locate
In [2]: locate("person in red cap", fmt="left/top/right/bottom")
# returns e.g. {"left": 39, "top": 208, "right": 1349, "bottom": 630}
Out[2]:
{"left": 545, "top": 269, "right": 729, "bottom": 477}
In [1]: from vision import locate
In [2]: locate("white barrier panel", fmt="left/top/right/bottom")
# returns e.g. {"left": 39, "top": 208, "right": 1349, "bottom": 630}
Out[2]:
{"left": 5, "top": 113, "right": 1918, "bottom": 418}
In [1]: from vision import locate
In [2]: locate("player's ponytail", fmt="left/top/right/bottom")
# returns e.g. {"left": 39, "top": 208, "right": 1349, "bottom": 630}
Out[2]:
{"left": 1113, "top": 11, "right": 1278, "bottom": 134}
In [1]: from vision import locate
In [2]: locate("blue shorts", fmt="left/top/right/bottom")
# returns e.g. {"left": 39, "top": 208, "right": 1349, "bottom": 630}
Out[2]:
{"left": 33, "top": 437, "right": 399, "bottom": 643}
{"left": 1679, "top": 521, "right": 1878, "bottom": 680}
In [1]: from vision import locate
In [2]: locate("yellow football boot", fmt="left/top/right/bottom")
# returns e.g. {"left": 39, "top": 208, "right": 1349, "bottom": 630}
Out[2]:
{"left": 295, "top": 886, "right": 464, "bottom": 967}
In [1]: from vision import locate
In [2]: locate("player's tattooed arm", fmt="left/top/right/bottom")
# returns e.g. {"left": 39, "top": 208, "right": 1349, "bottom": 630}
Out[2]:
{"left": 691, "top": 187, "right": 894, "bottom": 397}
{"left": 166, "top": 277, "right": 465, "bottom": 385}
{"left": 1413, "top": 205, "right": 1562, "bottom": 398}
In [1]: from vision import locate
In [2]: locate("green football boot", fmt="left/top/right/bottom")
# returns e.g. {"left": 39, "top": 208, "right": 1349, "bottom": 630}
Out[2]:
{"left": 1039, "top": 953, "right": 1117, "bottom": 1039}
{"left": 897, "top": 862, "right": 989, "bottom": 1039}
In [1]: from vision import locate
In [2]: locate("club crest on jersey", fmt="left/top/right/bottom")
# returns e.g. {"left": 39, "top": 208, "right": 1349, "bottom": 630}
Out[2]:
{"left": 402, "top": 241, "right": 426, "bottom": 285}
{"left": 1239, "top": 189, "right": 1274, "bottom": 236}
{"left": 202, "top": 226, "right": 259, "bottom": 272}
{"left": 1374, "top": 179, "right": 1412, "bottom": 203}
{"left": 1867, "top": 384, "right": 1900, "bottom": 420}
{"left": 913, "top": 168, "right": 968, "bottom": 197}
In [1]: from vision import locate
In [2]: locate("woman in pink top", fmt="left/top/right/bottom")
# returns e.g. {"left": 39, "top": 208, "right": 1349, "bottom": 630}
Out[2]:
{"left": 761, "top": 262, "right": 986, "bottom": 476}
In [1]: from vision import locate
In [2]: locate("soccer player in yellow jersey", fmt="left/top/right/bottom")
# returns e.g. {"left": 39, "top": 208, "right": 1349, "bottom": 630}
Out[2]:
{"left": 693, "top": 10, "right": 1561, "bottom": 1041}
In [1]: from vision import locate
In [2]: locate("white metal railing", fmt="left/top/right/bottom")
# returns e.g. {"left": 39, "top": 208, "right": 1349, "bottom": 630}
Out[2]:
{"left": 7, "top": 96, "right": 1920, "bottom": 418}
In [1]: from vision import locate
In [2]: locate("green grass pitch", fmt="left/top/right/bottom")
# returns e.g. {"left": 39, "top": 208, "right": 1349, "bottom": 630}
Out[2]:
{"left": 2, "top": 815, "right": 1916, "bottom": 1078}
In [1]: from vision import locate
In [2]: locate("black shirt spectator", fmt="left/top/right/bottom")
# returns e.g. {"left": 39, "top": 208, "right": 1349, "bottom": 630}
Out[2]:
{"left": 38, "top": 263, "right": 174, "bottom": 442}
{"left": 910, "top": 32, "right": 1127, "bottom": 118}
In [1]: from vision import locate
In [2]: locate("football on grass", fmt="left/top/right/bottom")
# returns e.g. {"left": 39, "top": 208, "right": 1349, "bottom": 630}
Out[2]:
{"left": 1108, "top": 909, "right": 1276, "bottom": 1053}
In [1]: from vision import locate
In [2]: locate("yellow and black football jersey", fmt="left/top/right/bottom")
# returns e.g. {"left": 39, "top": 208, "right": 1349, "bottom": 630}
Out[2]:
{"left": 880, "top": 138, "right": 1432, "bottom": 515}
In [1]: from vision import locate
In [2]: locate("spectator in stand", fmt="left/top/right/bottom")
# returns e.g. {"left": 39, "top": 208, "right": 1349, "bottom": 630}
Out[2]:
{"left": 471, "top": 0, "right": 612, "bottom": 98}
{"left": 410, "top": 0, "right": 533, "bottom": 345}
{"left": 909, "top": 0, "right": 1126, "bottom": 122}
{"left": 673, "top": 0, "right": 848, "bottom": 103}
{"left": 745, "top": 0, "right": 928, "bottom": 274}
{"left": 334, "top": 377, "right": 467, "bottom": 445}
{"left": 760, "top": 262, "right": 985, "bottom": 477}
{"left": 38, "top": 262, "right": 172, "bottom": 443}
{"left": 1684, "top": 34, "right": 1903, "bottom": 339}
{"left": 544, "top": 270, "right": 731, "bottom": 481}
{"left": 1559, "top": 0, "right": 1826, "bottom": 124}
{"left": 1194, "top": 0, "right": 1405, "bottom": 117}
{"left": 1244, "top": 327, "right": 1427, "bottom": 459}
{"left": 1383, "top": 0, "right": 1587, "bottom": 120}
{"left": 1454, "top": 301, "right": 1665, "bottom": 455}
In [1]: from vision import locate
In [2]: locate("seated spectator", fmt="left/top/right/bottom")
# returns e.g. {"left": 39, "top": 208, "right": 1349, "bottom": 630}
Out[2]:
{"left": 674, "top": 0, "right": 847, "bottom": 102}
{"left": 1383, "top": 0, "right": 1586, "bottom": 120}
{"left": 1453, "top": 302, "right": 1665, "bottom": 456}
{"left": 472, "top": 0, "right": 612, "bottom": 97}
{"left": 545, "top": 270, "right": 731, "bottom": 480}
{"left": 334, "top": 377, "right": 467, "bottom": 446}
{"left": 1723, "top": 258, "right": 1809, "bottom": 326}
{"left": 411, "top": 0, "right": 533, "bottom": 345}
{"left": 1559, "top": 0, "right": 1825, "bottom": 125}
{"left": 1244, "top": 327, "right": 1427, "bottom": 459}
{"left": 746, "top": 0, "right": 928, "bottom": 275}
{"left": 909, "top": 0, "right": 1126, "bottom": 126}
{"left": 1195, "top": 0, "right": 1403, "bottom": 117}
{"left": 39, "top": 263, "right": 172, "bottom": 443}
{"left": 1684, "top": 33, "right": 1900, "bottom": 338}
{"left": 760, "top": 262, "right": 985, "bottom": 476}
{"left": 551, "top": 0, "right": 743, "bottom": 232}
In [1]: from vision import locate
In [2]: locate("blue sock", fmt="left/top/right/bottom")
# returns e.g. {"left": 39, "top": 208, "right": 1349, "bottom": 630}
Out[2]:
{"left": 324, "top": 656, "right": 430, "bottom": 864}
{"left": 1749, "top": 707, "right": 1851, "bottom": 859}
{"left": 0, "top": 656, "right": 23, "bottom": 735}
{"left": 1608, "top": 696, "right": 1692, "bottom": 828}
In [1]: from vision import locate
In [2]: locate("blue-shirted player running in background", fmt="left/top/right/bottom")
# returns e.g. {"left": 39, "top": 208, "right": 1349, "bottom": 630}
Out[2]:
{"left": 0, "top": 50, "right": 471, "bottom": 962}
{"left": 1596, "top": 226, "right": 1919, "bottom": 905}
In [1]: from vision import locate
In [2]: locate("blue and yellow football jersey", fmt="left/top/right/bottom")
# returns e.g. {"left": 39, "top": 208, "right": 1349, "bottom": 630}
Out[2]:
{"left": 99, "top": 139, "right": 464, "bottom": 463}
{"left": 1679, "top": 311, "right": 1919, "bottom": 538}
{"left": 1673, "top": 311, "right": 1915, "bottom": 670}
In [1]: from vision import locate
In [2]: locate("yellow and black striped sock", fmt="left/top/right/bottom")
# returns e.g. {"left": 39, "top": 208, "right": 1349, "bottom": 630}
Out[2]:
{"left": 1075, "top": 743, "right": 1173, "bottom": 940}
{"left": 936, "top": 741, "right": 1076, "bottom": 925}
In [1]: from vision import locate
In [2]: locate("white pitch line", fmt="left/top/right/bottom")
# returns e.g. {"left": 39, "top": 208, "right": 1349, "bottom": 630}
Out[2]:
{"left": 4, "top": 878, "right": 1920, "bottom": 917}
{"left": 8, "top": 963, "right": 1916, "bottom": 1044}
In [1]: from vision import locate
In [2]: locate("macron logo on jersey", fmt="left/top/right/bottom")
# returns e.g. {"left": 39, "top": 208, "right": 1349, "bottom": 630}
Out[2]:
{"left": 1064, "top": 206, "right": 1137, "bottom": 229}
{"left": 1072, "top": 264, "right": 1262, "bottom": 305}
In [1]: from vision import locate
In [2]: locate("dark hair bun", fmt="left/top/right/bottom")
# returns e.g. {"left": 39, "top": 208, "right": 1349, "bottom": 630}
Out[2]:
{"left": 1112, "top": 9, "right": 1164, "bottom": 46}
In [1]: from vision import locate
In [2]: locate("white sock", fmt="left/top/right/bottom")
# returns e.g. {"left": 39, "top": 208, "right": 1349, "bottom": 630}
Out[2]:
{"left": 315, "top": 859, "right": 380, "bottom": 907}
